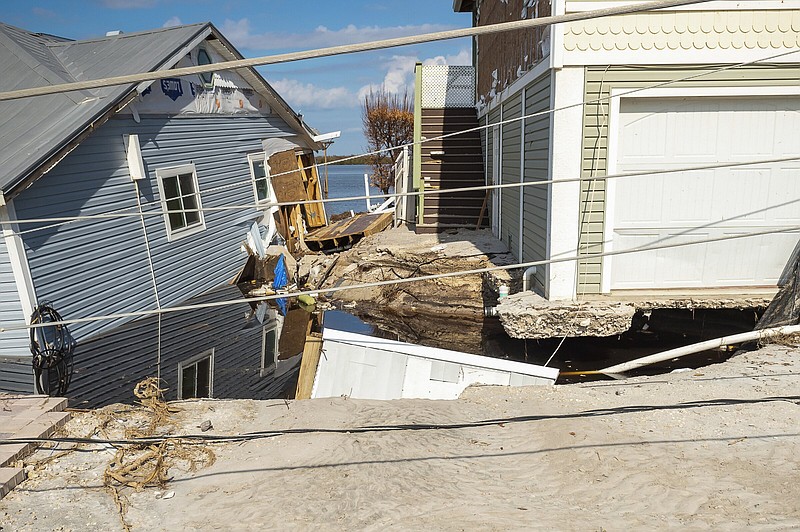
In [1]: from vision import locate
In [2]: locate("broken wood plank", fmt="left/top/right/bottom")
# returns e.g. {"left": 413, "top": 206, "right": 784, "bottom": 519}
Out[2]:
{"left": 305, "top": 212, "right": 393, "bottom": 252}
{"left": 299, "top": 152, "right": 327, "bottom": 228}
{"left": 279, "top": 309, "right": 312, "bottom": 360}
{"left": 295, "top": 333, "right": 323, "bottom": 400}
{"left": 269, "top": 150, "right": 306, "bottom": 203}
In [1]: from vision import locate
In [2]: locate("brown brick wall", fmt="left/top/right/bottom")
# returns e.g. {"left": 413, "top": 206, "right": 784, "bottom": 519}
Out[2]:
{"left": 474, "top": 0, "right": 551, "bottom": 105}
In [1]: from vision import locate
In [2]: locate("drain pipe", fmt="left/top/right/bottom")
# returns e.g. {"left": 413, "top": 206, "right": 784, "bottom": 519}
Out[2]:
{"left": 598, "top": 324, "right": 800, "bottom": 375}
{"left": 522, "top": 266, "right": 537, "bottom": 292}
{"left": 486, "top": 267, "right": 537, "bottom": 316}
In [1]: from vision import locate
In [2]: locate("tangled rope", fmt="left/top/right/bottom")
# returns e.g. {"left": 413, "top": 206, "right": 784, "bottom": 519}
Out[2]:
{"left": 103, "top": 378, "right": 215, "bottom": 531}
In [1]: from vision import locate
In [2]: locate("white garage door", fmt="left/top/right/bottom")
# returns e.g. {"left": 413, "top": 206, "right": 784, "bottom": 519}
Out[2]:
{"left": 607, "top": 96, "right": 800, "bottom": 291}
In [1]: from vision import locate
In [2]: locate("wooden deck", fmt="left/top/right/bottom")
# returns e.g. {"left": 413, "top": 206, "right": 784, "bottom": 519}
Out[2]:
{"left": 305, "top": 211, "right": 393, "bottom": 252}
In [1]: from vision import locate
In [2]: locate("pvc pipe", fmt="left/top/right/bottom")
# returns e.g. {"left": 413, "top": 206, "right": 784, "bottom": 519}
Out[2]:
{"left": 599, "top": 324, "right": 800, "bottom": 375}
{"left": 522, "top": 266, "right": 537, "bottom": 291}
{"left": 364, "top": 173, "right": 373, "bottom": 212}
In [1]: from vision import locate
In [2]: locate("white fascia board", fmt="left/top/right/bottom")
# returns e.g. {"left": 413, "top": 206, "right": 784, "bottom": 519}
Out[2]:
{"left": 478, "top": 58, "right": 553, "bottom": 119}
{"left": 611, "top": 85, "right": 800, "bottom": 99}
{"left": 322, "top": 328, "right": 560, "bottom": 380}
{"left": 563, "top": 47, "right": 800, "bottom": 67}
{"left": 547, "top": 66, "right": 584, "bottom": 301}
{"left": 551, "top": 0, "right": 566, "bottom": 69}
{"left": 566, "top": 1, "right": 800, "bottom": 11}
{"left": 1, "top": 201, "right": 37, "bottom": 321}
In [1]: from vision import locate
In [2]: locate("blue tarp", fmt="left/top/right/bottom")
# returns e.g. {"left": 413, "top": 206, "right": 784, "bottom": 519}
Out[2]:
{"left": 274, "top": 254, "right": 289, "bottom": 315}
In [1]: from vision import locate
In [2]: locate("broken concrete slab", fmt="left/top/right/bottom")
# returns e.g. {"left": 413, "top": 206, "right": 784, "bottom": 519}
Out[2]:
{"left": 496, "top": 292, "right": 774, "bottom": 339}
{"left": 496, "top": 293, "right": 637, "bottom": 339}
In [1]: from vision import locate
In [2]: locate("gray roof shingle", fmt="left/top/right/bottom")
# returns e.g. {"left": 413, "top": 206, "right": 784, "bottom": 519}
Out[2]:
{"left": 0, "top": 22, "right": 209, "bottom": 195}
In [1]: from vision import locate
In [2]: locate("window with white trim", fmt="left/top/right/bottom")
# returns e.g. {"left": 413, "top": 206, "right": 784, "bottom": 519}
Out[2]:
{"left": 197, "top": 48, "right": 214, "bottom": 88}
{"left": 248, "top": 153, "right": 273, "bottom": 204}
{"left": 260, "top": 324, "right": 279, "bottom": 377}
{"left": 178, "top": 349, "right": 214, "bottom": 400}
{"left": 156, "top": 164, "right": 205, "bottom": 240}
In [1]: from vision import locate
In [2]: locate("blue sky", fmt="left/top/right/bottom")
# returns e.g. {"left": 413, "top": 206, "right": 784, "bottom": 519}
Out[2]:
{"left": 6, "top": 0, "right": 473, "bottom": 154}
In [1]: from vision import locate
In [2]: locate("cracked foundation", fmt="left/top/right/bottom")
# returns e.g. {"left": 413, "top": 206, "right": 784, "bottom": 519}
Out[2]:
{"left": 495, "top": 291, "right": 774, "bottom": 339}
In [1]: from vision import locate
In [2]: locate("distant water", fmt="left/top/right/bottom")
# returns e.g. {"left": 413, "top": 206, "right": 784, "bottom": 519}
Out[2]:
{"left": 320, "top": 164, "right": 390, "bottom": 217}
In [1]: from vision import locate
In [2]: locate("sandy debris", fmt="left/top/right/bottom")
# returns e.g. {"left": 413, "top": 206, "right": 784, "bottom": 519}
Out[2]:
{"left": 1, "top": 345, "right": 799, "bottom": 530}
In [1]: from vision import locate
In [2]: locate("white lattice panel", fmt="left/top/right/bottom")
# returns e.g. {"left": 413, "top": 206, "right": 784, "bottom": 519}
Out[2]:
{"left": 420, "top": 65, "right": 475, "bottom": 108}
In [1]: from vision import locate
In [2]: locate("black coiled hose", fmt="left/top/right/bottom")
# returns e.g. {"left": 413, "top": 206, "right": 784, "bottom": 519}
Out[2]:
{"left": 29, "top": 304, "right": 74, "bottom": 396}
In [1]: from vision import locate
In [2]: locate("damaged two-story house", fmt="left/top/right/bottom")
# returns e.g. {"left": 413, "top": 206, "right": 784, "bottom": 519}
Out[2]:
{"left": 439, "top": 0, "right": 800, "bottom": 303}
{"left": 0, "top": 21, "right": 326, "bottom": 405}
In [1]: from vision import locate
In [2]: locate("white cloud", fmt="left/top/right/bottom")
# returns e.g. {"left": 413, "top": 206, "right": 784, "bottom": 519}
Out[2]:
{"left": 220, "top": 18, "right": 454, "bottom": 51}
{"left": 356, "top": 48, "right": 472, "bottom": 101}
{"left": 268, "top": 79, "right": 356, "bottom": 110}
{"left": 162, "top": 16, "right": 182, "bottom": 28}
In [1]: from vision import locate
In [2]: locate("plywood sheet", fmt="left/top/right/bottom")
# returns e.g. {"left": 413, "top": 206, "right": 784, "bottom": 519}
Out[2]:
{"left": 268, "top": 150, "right": 306, "bottom": 203}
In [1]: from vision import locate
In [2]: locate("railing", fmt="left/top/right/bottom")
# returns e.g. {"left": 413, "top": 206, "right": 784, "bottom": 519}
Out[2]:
{"left": 393, "top": 146, "right": 411, "bottom": 226}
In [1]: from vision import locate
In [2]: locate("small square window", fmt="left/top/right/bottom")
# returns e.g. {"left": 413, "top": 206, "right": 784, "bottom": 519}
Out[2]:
{"left": 156, "top": 164, "right": 206, "bottom": 240}
{"left": 178, "top": 349, "right": 214, "bottom": 400}
{"left": 248, "top": 153, "right": 274, "bottom": 204}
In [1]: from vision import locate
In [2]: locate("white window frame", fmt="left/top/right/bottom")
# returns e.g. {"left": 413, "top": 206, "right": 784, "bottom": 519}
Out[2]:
{"left": 260, "top": 322, "right": 279, "bottom": 377}
{"left": 177, "top": 348, "right": 215, "bottom": 400}
{"left": 248, "top": 153, "right": 276, "bottom": 206}
{"left": 155, "top": 163, "right": 206, "bottom": 241}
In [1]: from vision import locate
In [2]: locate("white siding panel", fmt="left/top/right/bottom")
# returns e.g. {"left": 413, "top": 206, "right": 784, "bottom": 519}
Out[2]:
{"left": 609, "top": 96, "right": 800, "bottom": 290}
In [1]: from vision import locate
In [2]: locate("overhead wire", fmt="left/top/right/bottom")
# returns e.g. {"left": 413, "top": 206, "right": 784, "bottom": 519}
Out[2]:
{"left": 0, "top": 47, "right": 797, "bottom": 235}
{"left": 3, "top": 155, "right": 800, "bottom": 232}
{"left": 0, "top": 0, "right": 714, "bottom": 102}
{"left": 1, "top": 224, "right": 798, "bottom": 334}
{"left": 0, "top": 0, "right": 796, "bottom": 338}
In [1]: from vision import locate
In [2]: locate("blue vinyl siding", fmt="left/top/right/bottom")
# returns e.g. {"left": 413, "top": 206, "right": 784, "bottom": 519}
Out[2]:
{"left": 14, "top": 113, "right": 297, "bottom": 342}
{"left": 0, "top": 237, "right": 33, "bottom": 393}
{"left": 66, "top": 285, "right": 295, "bottom": 408}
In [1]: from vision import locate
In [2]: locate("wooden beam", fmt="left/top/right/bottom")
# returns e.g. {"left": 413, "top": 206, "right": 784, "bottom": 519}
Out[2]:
{"left": 295, "top": 332, "right": 323, "bottom": 400}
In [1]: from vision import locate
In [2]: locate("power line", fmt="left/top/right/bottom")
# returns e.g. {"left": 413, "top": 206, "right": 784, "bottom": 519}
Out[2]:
{"left": 2, "top": 47, "right": 797, "bottom": 235}
{"left": 1, "top": 224, "right": 797, "bottom": 334}
{"left": 3, "top": 154, "right": 799, "bottom": 231}
{"left": 0, "top": 0, "right": 713, "bottom": 102}
{"left": 150, "top": 49, "right": 800, "bottom": 206}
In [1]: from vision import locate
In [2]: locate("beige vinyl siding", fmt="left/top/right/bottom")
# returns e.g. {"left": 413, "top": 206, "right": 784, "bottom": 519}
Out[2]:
{"left": 501, "top": 92, "right": 522, "bottom": 258}
{"left": 578, "top": 63, "right": 800, "bottom": 295}
{"left": 522, "top": 71, "right": 551, "bottom": 291}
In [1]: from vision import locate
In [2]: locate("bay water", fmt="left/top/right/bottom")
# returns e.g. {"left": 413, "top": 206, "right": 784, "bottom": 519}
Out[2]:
{"left": 320, "top": 164, "right": 390, "bottom": 217}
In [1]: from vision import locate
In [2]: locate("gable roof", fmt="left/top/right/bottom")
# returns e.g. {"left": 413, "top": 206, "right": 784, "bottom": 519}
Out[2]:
{"left": 0, "top": 22, "right": 319, "bottom": 199}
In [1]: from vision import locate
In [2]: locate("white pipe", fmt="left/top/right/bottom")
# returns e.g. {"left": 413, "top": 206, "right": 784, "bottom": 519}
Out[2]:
{"left": 522, "top": 266, "right": 537, "bottom": 291}
{"left": 599, "top": 324, "right": 800, "bottom": 375}
{"left": 364, "top": 173, "right": 373, "bottom": 212}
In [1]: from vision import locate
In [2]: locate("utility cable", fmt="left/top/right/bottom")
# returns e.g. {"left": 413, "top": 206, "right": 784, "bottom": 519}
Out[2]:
{"left": 133, "top": 179, "right": 163, "bottom": 382}
{"left": 3, "top": 153, "right": 800, "bottom": 230}
{"left": 1, "top": 47, "right": 797, "bottom": 234}
{"left": 0, "top": 224, "right": 798, "bottom": 335}
{"left": 0, "top": 0, "right": 714, "bottom": 102}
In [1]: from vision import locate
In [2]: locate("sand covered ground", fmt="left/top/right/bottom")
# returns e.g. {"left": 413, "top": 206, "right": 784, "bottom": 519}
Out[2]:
{"left": 2, "top": 344, "right": 799, "bottom": 531}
